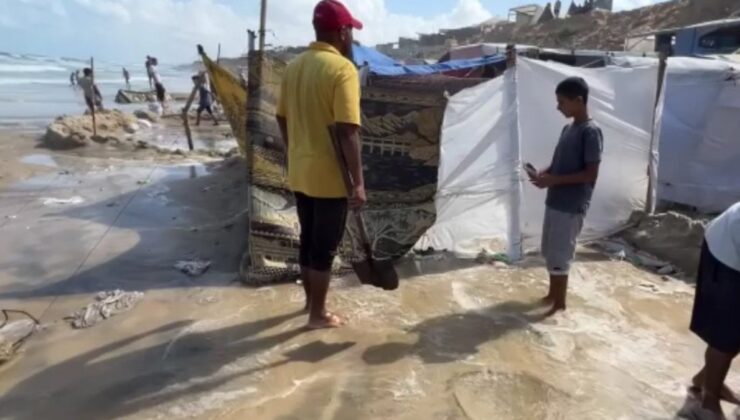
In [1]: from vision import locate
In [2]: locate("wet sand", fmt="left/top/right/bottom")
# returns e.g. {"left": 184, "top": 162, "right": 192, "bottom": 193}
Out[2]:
{"left": 0, "top": 124, "right": 738, "bottom": 419}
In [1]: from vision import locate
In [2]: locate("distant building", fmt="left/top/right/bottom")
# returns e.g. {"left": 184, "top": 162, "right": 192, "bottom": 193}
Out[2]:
{"left": 567, "top": 0, "right": 612, "bottom": 16}
{"left": 508, "top": 3, "right": 554, "bottom": 26}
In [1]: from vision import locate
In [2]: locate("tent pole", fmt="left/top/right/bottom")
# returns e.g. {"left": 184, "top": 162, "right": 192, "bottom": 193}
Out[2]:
{"left": 90, "top": 57, "right": 97, "bottom": 137}
{"left": 645, "top": 52, "right": 667, "bottom": 214}
{"left": 505, "top": 45, "right": 523, "bottom": 261}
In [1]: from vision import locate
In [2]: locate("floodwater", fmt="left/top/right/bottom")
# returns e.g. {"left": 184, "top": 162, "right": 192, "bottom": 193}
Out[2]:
{"left": 0, "top": 147, "right": 738, "bottom": 420}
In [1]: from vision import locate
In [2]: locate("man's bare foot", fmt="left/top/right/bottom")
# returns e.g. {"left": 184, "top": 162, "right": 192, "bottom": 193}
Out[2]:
{"left": 307, "top": 312, "right": 344, "bottom": 330}
{"left": 539, "top": 295, "right": 554, "bottom": 306}
{"left": 543, "top": 304, "right": 566, "bottom": 318}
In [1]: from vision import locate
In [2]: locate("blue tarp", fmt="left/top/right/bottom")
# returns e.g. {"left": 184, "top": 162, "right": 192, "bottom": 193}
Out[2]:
{"left": 352, "top": 44, "right": 399, "bottom": 67}
{"left": 351, "top": 44, "right": 506, "bottom": 77}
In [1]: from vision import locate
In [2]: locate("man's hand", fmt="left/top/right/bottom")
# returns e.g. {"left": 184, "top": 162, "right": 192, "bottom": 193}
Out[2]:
{"left": 349, "top": 185, "right": 367, "bottom": 209}
{"left": 531, "top": 173, "right": 560, "bottom": 189}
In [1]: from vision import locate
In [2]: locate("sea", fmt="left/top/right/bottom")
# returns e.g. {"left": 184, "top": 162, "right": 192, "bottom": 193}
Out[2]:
{"left": 0, "top": 51, "right": 194, "bottom": 133}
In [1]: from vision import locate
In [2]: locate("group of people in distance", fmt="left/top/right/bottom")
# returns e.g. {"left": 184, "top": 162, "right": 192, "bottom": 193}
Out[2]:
{"left": 71, "top": 56, "right": 168, "bottom": 115}
{"left": 277, "top": 1, "right": 739, "bottom": 419}
{"left": 71, "top": 55, "right": 218, "bottom": 126}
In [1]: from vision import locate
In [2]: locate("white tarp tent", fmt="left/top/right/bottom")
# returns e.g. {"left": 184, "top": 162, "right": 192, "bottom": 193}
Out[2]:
{"left": 657, "top": 57, "right": 740, "bottom": 212}
{"left": 419, "top": 58, "right": 659, "bottom": 258}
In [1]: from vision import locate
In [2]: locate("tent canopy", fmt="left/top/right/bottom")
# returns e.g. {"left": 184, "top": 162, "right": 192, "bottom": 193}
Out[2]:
{"left": 352, "top": 44, "right": 399, "bottom": 67}
{"left": 352, "top": 44, "right": 506, "bottom": 77}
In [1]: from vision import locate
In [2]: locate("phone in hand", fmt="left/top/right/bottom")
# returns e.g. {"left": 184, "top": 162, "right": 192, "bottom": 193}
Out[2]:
{"left": 524, "top": 162, "right": 538, "bottom": 179}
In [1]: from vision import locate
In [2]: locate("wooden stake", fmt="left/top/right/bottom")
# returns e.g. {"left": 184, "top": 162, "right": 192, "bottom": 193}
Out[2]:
{"left": 259, "top": 0, "right": 268, "bottom": 51}
{"left": 217, "top": 43, "right": 222, "bottom": 64}
{"left": 90, "top": 57, "right": 97, "bottom": 137}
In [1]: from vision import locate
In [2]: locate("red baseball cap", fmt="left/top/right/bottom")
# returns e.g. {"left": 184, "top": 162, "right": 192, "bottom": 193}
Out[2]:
{"left": 313, "top": 0, "right": 363, "bottom": 32}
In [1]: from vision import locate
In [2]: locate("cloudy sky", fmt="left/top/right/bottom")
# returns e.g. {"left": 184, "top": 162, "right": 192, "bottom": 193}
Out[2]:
{"left": 1, "top": 0, "right": 667, "bottom": 64}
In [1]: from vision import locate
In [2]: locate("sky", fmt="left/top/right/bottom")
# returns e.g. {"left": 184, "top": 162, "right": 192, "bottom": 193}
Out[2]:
{"left": 0, "top": 0, "right": 668, "bottom": 65}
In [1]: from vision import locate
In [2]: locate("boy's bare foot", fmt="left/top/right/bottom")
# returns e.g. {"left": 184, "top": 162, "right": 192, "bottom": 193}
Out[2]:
{"left": 689, "top": 383, "right": 740, "bottom": 405}
{"left": 307, "top": 312, "right": 344, "bottom": 330}
{"left": 678, "top": 404, "right": 726, "bottom": 420}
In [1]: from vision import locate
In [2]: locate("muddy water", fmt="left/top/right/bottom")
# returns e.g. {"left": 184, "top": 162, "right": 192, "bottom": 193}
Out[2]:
{"left": 0, "top": 137, "right": 737, "bottom": 419}
{"left": 3, "top": 256, "right": 735, "bottom": 419}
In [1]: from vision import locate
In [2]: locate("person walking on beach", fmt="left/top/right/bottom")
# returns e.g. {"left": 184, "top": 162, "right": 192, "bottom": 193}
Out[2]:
{"left": 69, "top": 71, "right": 77, "bottom": 86}
{"left": 530, "top": 77, "right": 604, "bottom": 316}
{"left": 122, "top": 67, "right": 131, "bottom": 90}
{"left": 145, "top": 56, "right": 154, "bottom": 90}
{"left": 276, "top": 0, "right": 366, "bottom": 329}
{"left": 148, "top": 57, "right": 167, "bottom": 112}
{"left": 77, "top": 68, "right": 103, "bottom": 113}
{"left": 191, "top": 74, "right": 218, "bottom": 126}
{"left": 680, "top": 202, "right": 740, "bottom": 420}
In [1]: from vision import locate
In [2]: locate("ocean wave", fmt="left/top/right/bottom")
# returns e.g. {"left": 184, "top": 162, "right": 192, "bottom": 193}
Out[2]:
{"left": 0, "top": 76, "right": 159, "bottom": 85}
{"left": 0, "top": 64, "right": 68, "bottom": 73}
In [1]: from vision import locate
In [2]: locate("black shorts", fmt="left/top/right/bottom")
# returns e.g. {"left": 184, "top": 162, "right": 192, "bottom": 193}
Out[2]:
{"left": 197, "top": 104, "right": 213, "bottom": 114}
{"left": 690, "top": 241, "right": 740, "bottom": 354}
{"left": 155, "top": 83, "right": 166, "bottom": 102}
{"left": 295, "top": 192, "right": 348, "bottom": 272}
{"left": 85, "top": 95, "right": 101, "bottom": 111}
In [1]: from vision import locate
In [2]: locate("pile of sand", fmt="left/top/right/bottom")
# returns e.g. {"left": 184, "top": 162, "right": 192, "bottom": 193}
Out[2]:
{"left": 620, "top": 210, "right": 708, "bottom": 276}
{"left": 41, "top": 110, "right": 141, "bottom": 149}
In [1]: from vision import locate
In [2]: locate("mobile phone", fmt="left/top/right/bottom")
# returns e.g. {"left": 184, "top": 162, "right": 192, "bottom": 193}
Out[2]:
{"left": 524, "top": 163, "right": 538, "bottom": 179}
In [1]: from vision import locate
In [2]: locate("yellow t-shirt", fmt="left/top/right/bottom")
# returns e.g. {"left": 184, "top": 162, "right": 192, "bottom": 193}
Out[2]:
{"left": 276, "top": 42, "right": 361, "bottom": 198}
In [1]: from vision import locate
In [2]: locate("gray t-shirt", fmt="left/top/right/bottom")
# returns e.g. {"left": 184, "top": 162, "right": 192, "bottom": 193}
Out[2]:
{"left": 545, "top": 120, "right": 604, "bottom": 214}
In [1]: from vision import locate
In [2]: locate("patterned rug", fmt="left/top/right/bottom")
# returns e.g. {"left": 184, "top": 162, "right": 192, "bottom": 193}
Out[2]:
{"left": 203, "top": 49, "right": 483, "bottom": 285}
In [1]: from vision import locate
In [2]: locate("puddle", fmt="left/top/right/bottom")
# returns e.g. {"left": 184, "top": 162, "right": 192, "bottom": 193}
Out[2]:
{"left": 20, "top": 154, "right": 58, "bottom": 168}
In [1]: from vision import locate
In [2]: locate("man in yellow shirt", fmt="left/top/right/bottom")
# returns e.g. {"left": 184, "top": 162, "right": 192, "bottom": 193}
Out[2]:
{"left": 276, "top": 0, "right": 366, "bottom": 329}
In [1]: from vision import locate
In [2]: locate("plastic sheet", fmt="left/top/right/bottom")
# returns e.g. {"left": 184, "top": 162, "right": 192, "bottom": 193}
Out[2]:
{"left": 420, "top": 58, "right": 659, "bottom": 256}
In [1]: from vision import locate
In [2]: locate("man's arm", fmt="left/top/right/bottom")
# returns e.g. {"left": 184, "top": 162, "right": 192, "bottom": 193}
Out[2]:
{"left": 336, "top": 123, "right": 365, "bottom": 209}
{"left": 332, "top": 63, "right": 365, "bottom": 209}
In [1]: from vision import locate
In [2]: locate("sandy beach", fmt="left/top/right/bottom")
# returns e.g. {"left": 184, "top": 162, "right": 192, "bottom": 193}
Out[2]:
{"left": 0, "top": 109, "right": 736, "bottom": 419}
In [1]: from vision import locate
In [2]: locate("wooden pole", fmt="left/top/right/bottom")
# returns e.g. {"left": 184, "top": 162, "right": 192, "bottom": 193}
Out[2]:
{"left": 217, "top": 43, "right": 221, "bottom": 64}
{"left": 90, "top": 57, "right": 97, "bottom": 137}
{"left": 259, "top": 0, "right": 268, "bottom": 51}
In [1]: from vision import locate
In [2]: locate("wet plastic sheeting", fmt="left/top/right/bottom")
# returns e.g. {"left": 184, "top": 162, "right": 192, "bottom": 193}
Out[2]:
{"left": 421, "top": 58, "right": 659, "bottom": 255}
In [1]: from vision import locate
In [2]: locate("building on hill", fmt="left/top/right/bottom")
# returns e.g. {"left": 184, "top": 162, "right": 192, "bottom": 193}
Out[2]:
{"left": 568, "top": 0, "right": 612, "bottom": 16}
{"left": 508, "top": 3, "right": 556, "bottom": 26}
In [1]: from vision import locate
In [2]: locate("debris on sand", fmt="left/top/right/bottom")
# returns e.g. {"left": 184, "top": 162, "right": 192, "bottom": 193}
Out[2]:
{"left": 41, "top": 196, "right": 85, "bottom": 206}
{"left": 67, "top": 290, "right": 144, "bottom": 329}
{"left": 41, "top": 110, "right": 139, "bottom": 150}
{"left": 175, "top": 258, "right": 212, "bottom": 277}
{"left": 115, "top": 89, "right": 172, "bottom": 104}
{"left": 619, "top": 211, "right": 707, "bottom": 276}
{"left": 475, "top": 250, "right": 510, "bottom": 266}
{"left": 593, "top": 237, "right": 682, "bottom": 277}
{"left": 0, "top": 310, "right": 41, "bottom": 365}
{"left": 133, "top": 109, "right": 160, "bottom": 123}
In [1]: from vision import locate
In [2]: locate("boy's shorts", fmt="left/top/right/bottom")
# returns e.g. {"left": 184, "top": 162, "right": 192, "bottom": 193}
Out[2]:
{"left": 541, "top": 207, "right": 585, "bottom": 276}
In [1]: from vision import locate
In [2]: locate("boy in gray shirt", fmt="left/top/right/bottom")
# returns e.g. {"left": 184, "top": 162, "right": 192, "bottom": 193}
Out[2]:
{"left": 530, "top": 77, "right": 604, "bottom": 316}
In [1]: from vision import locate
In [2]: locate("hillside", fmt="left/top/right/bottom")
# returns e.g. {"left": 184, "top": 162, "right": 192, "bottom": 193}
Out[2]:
{"left": 480, "top": 0, "right": 739, "bottom": 51}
